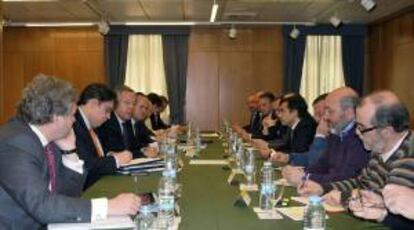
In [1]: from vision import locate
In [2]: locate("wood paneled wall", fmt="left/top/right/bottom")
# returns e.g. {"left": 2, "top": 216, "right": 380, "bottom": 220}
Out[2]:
{"left": 186, "top": 28, "right": 283, "bottom": 131}
{"left": 0, "top": 2, "right": 4, "bottom": 124}
{"left": 367, "top": 9, "right": 414, "bottom": 124}
{"left": 2, "top": 27, "right": 105, "bottom": 123}
{"left": 1, "top": 26, "right": 283, "bottom": 128}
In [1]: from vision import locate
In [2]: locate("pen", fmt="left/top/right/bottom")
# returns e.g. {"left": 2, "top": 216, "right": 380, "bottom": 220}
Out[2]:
{"left": 299, "top": 173, "right": 310, "bottom": 190}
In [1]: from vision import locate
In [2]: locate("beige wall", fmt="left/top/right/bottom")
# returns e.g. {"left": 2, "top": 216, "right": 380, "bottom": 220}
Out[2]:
{"left": 186, "top": 28, "right": 283, "bottom": 131}
{"left": 367, "top": 9, "right": 414, "bottom": 125}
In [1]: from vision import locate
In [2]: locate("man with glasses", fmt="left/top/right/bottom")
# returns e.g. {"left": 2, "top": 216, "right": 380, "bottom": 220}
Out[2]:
{"left": 298, "top": 90, "right": 413, "bottom": 229}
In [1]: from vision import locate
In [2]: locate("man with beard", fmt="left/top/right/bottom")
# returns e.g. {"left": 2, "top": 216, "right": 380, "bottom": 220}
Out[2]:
{"left": 281, "top": 87, "right": 370, "bottom": 185}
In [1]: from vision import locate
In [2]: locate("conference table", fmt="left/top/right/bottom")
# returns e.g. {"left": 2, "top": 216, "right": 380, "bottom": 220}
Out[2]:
{"left": 82, "top": 136, "right": 387, "bottom": 230}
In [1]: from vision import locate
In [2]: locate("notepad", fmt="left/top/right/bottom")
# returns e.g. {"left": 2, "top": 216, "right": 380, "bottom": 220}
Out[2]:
{"left": 274, "top": 178, "right": 295, "bottom": 187}
{"left": 121, "top": 157, "right": 162, "bottom": 167}
{"left": 189, "top": 159, "right": 228, "bottom": 165}
{"left": 253, "top": 207, "right": 284, "bottom": 220}
{"left": 276, "top": 206, "right": 306, "bottom": 221}
{"left": 291, "top": 196, "right": 346, "bottom": 213}
{"left": 48, "top": 215, "right": 134, "bottom": 230}
{"left": 201, "top": 132, "right": 219, "bottom": 138}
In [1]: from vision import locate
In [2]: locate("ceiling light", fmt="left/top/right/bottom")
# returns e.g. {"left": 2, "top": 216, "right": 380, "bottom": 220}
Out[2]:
{"left": 290, "top": 25, "right": 300, "bottom": 39}
{"left": 228, "top": 25, "right": 237, "bottom": 39}
{"left": 17, "top": 22, "right": 95, "bottom": 27}
{"left": 210, "top": 1, "right": 219, "bottom": 22}
{"left": 330, "top": 15, "right": 342, "bottom": 28}
{"left": 360, "top": 0, "right": 376, "bottom": 11}
{"left": 97, "top": 20, "right": 110, "bottom": 35}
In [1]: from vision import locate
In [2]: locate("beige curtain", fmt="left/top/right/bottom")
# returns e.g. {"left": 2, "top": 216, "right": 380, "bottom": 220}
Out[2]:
{"left": 300, "top": 35, "right": 345, "bottom": 113}
{"left": 125, "top": 34, "right": 169, "bottom": 122}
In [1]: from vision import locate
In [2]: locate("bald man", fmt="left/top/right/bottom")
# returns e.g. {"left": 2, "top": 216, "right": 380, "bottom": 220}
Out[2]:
{"left": 282, "top": 87, "right": 370, "bottom": 186}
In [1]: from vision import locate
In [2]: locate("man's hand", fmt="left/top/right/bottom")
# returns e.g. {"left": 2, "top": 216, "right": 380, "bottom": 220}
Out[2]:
{"left": 383, "top": 184, "right": 414, "bottom": 220}
{"left": 297, "top": 180, "right": 323, "bottom": 197}
{"left": 108, "top": 193, "right": 141, "bottom": 216}
{"left": 282, "top": 165, "right": 304, "bottom": 186}
{"left": 270, "top": 151, "right": 289, "bottom": 163}
{"left": 143, "top": 147, "right": 159, "bottom": 158}
{"left": 316, "top": 118, "right": 329, "bottom": 136}
{"left": 322, "top": 190, "right": 342, "bottom": 206}
{"left": 114, "top": 150, "right": 133, "bottom": 166}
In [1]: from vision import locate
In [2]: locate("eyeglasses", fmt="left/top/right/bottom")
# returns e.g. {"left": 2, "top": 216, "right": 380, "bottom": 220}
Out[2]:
{"left": 356, "top": 123, "right": 379, "bottom": 134}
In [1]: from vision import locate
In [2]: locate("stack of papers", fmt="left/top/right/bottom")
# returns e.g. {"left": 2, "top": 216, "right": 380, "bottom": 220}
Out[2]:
{"left": 118, "top": 158, "right": 164, "bottom": 174}
{"left": 276, "top": 206, "right": 306, "bottom": 221}
{"left": 48, "top": 215, "right": 134, "bottom": 230}
{"left": 290, "top": 196, "right": 346, "bottom": 212}
{"left": 253, "top": 207, "right": 283, "bottom": 220}
{"left": 189, "top": 159, "right": 228, "bottom": 165}
{"left": 200, "top": 132, "right": 219, "bottom": 138}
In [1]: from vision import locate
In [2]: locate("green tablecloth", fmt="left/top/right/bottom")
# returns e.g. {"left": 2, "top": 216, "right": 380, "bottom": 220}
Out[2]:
{"left": 83, "top": 138, "right": 387, "bottom": 230}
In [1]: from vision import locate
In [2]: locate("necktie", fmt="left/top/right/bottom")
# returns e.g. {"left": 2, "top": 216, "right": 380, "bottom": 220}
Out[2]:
{"left": 122, "top": 121, "right": 134, "bottom": 149}
{"left": 44, "top": 144, "right": 57, "bottom": 193}
{"left": 89, "top": 129, "right": 104, "bottom": 157}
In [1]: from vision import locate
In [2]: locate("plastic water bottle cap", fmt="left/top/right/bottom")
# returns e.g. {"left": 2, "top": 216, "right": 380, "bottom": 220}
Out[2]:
{"left": 140, "top": 205, "right": 151, "bottom": 214}
{"left": 309, "top": 195, "right": 322, "bottom": 204}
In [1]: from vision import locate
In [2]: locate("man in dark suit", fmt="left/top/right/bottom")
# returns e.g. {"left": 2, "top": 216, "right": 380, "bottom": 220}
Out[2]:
{"left": 256, "top": 93, "right": 317, "bottom": 158}
{"left": 75, "top": 84, "right": 133, "bottom": 189}
{"left": 271, "top": 94, "right": 317, "bottom": 153}
{"left": 148, "top": 93, "right": 170, "bottom": 130}
{"left": 0, "top": 74, "right": 140, "bottom": 229}
{"left": 241, "top": 93, "right": 261, "bottom": 133}
{"left": 132, "top": 93, "right": 157, "bottom": 148}
{"left": 96, "top": 86, "right": 144, "bottom": 158}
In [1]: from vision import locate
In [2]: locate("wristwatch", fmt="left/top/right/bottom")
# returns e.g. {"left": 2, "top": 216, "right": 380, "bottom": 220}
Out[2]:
{"left": 61, "top": 148, "right": 77, "bottom": 155}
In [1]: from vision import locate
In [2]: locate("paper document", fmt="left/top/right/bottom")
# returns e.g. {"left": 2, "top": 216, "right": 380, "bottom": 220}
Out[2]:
{"left": 189, "top": 159, "right": 228, "bottom": 165}
{"left": 121, "top": 157, "right": 162, "bottom": 167}
{"left": 291, "top": 196, "right": 346, "bottom": 212}
{"left": 48, "top": 215, "right": 134, "bottom": 230}
{"left": 200, "top": 133, "right": 219, "bottom": 138}
{"left": 276, "top": 206, "right": 306, "bottom": 221}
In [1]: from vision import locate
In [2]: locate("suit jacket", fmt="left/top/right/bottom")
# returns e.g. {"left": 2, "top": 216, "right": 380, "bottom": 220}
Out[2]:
{"left": 74, "top": 110, "right": 117, "bottom": 189}
{"left": 150, "top": 113, "right": 169, "bottom": 130}
{"left": 134, "top": 119, "right": 155, "bottom": 148}
{"left": 270, "top": 115, "right": 317, "bottom": 154}
{"left": 96, "top": 112, "right": 143, "bottom": 158}
{"left": 243, "top": 110, "right": 262, "bottom": 135}
{"left": 0, "top": 118, "right": 91, "bottom": 230}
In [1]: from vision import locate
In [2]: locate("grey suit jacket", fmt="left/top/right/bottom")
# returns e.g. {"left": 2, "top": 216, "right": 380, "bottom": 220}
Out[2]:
{"left": 0, "top": 118, "right": 91, "bottom": 229}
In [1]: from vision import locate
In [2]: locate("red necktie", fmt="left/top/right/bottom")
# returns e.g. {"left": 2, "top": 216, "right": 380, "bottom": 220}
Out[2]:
{"left": 44, "top": 144, "right": 57, "bottom": 193}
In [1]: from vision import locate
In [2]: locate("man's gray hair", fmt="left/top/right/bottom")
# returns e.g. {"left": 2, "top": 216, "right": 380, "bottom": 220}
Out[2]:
{"left": 340, "top": 95, "right": 359, "bottom": 111}
{"left": 16, "top": 74, "right": 77, "bottom": 125}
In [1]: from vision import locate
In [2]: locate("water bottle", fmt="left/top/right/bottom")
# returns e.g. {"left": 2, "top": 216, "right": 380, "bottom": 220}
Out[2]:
{"left": 165, "top": 143, "right": 177, "bottom": 172}
{"left": 235, "top": 145, "right": 245, "bottom": 171}
{"left": 134, "top": 205, "right": 155, "bottom": 230}
{"left": 303, "top": 196, "right": 326, "bottom": 230}
{"left": 259, "top": 161, "right": 274, "bottom": 210}
{"left": 158, "top": 171, "right": 175, "bottom": 229}
{"left": 244, "top": 148, "right": 256, "bottom": 185}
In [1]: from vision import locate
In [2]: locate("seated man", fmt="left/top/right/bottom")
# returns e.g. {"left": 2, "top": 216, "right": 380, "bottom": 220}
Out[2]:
{"left": 281, "top": 87, "right": 369, "bottom": 185}
{"left": 74, "top": 83, "right": 133, "bottom": 188}
{"left": 268, "top": 93, "right": 328, "bottom": 167}
{"left": 0, "top": 75, "right": 140, "bottom": 229}
{"left": 97, "top": 86, "right": 151, "bottom": 158}
{"left": 234, "top": 92, "right": 261, "bottom": 134}
{"left": 255, "top": 94, "right": 317, "bottom": 157}
{"left": 298, "top": 91, "right": 413, "bottom": 230}
{"left": 132, "top": 92, "right": 158, "bottom": 149}
{"left": 148, "top": 93, "right": 170, "bottom": 131}
{"left": 261, "top": 95, "right": 289, "bottom": 142}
